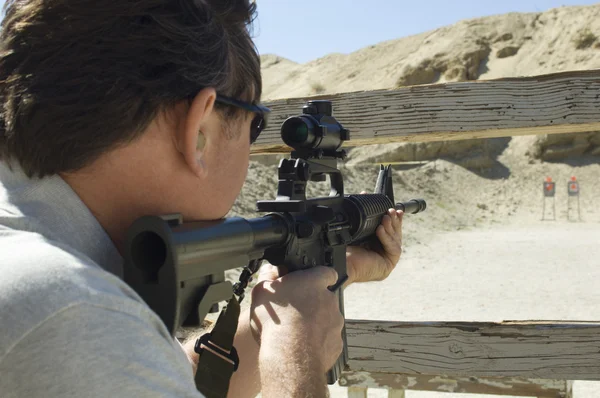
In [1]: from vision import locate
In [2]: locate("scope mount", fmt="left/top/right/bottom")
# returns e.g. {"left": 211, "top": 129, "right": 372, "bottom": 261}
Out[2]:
{"left": 257, "top": 100, "right": 349, "bottom": 214}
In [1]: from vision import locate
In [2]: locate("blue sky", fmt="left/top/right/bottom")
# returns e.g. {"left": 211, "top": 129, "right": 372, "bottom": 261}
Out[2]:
{"left": 251, "top": 0, "right": 599, "bottom": 63}
{"left": 0, "top": 1, "right": 597, "bottom": 63}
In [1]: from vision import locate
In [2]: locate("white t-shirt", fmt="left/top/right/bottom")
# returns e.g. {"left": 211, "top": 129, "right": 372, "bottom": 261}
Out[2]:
{"left": 0, "top": 161, "right": 203, "bottom": 397}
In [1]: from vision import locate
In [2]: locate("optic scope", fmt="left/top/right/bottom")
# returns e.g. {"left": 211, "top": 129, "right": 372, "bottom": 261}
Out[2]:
{"left": 281, "top": 100, "right": 350, "bottom": 152}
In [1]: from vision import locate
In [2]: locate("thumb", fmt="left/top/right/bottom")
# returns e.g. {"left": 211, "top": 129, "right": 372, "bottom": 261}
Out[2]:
{"left": 304, "top": 266, "right": 339, "bottom": 288}
{"left": 257, "top": 263, "right": 283, "bottom": 282}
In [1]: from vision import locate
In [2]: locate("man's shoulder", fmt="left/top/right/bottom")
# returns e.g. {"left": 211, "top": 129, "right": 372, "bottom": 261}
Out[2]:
{"left": 0, "top": 227, "right": 136, "bottom": 304}
{"left": 0, "top": 229, "right": 160, "bottom": 356}
{"left": 0, "top": 229, "right": 202, "bottom": 398}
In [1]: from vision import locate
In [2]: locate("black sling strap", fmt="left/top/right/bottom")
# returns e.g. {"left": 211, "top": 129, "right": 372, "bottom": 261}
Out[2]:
{"left": 194, "top": 297, "right": 241, "bottom": 398}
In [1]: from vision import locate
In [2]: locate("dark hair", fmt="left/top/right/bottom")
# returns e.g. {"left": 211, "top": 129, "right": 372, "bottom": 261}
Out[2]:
{"left": 0, "top": 0, "right": 262, "bottom": 178}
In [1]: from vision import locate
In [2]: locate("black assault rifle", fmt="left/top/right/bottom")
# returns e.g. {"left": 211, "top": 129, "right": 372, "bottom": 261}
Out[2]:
{"left": 123, "top": 100, "right": 426, "bottom": 397}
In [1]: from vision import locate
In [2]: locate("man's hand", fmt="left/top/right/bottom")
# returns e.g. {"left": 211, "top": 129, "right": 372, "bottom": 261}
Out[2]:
{"left": 251, "top": 265, "right": 344, "bottom": 371}
{"left": 250, "top": 265, "right": 344, "bottom": 397}
{"left": 346, "top": 207, "right": 404, "bottom": 285}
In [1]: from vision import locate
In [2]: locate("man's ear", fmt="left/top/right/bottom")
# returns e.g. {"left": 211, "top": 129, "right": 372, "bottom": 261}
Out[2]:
{"left": 179, "top": 87, "right": 217, "bottom": 178}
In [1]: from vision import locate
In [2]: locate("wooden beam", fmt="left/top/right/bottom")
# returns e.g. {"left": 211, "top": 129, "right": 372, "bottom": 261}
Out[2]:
{"left": 344, "top": 320, "right": 600, "bottom": 381}
{"left": 252, "top": 69, "right": 600, "bottom": 154}
{"left": 339, "top": 373, "right": 571, "bottom": 398}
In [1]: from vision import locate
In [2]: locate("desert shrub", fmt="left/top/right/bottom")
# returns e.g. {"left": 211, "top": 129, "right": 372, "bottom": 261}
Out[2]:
{"left": 574, "top": 28, "right": 597, "bottom": 50}
{"left": 310, "top": 81, "right": 326, "bottom": 94}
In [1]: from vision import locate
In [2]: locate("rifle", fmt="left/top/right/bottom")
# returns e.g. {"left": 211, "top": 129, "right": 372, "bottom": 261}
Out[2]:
{"left": 123, "top": 100, "right": 426, "bottom": 397}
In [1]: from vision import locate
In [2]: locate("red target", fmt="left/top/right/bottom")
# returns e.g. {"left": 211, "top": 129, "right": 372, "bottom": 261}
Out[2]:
{"left": 568, "top": 178, "right": 580, "bottom": 196}
{"left": 543, "top": 181, "right": 555, "bottom": 197}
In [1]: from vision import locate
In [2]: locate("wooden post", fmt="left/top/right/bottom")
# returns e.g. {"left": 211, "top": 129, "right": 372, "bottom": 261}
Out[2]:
{"left": 347, "top": 386, "right": 368, "bottom": 398}
{"left": 388, "top": 389, "right": 406, "bottom": 398}
{"left": 566, "top": 380, "right": 574, "bottom": 398}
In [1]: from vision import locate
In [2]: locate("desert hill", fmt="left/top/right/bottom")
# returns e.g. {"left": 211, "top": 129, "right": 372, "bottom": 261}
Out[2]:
{"left": 261, "top": 4, "right": 600, "bottom": 100}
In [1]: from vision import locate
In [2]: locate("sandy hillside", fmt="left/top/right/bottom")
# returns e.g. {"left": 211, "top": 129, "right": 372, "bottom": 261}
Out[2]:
{"left": 260, "top": 4, "right": 600, "bottom": 100}
{"left": 229, "top": 4, "right": 600, "bottom": 398}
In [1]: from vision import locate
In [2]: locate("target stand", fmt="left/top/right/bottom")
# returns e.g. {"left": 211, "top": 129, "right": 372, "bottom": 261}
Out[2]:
{"left": 542, "top": 179, "right": 556, "bottom": 221}
{"left": 567, "top": 178, "right": 581, "bottom": 222}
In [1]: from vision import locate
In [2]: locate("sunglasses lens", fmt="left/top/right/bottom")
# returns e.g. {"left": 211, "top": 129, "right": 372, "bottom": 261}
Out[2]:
{"left": 250, "top": 115, "right": 265, "bottom": 144}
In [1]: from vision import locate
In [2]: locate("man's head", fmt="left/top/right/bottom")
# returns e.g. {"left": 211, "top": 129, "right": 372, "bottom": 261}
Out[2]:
{"left": 0, "top": 0, "right": 263, "bottom": 225}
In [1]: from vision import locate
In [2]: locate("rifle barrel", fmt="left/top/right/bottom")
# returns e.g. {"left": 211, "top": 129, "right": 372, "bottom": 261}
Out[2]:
{"left": 395, "top": 199, "right": 427, "bottom": 214}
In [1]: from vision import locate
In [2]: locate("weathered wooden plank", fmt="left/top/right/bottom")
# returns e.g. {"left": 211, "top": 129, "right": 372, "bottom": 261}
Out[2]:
{"left": 252, "top": 69, "right": 600, "bottom": 154}
{"left": 339, "top": 373, "right": 569, "bottom": 398}
{"left": 344, "top": 320, "right": 600, "bottom": 381}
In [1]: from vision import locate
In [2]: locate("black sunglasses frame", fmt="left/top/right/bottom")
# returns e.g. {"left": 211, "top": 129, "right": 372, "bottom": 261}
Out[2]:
{"left": 215, "top": 94, "right": 271, "bottom": 144}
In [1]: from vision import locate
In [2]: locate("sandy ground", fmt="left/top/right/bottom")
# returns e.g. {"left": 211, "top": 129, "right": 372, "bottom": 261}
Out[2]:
{"left": 327, "top": 221, "right": 600, "bottom": 398}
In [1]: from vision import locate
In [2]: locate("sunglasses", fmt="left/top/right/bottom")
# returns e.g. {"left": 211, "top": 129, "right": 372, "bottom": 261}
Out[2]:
{"left": 215, "top": 94, "right": 271, "bottom": 144}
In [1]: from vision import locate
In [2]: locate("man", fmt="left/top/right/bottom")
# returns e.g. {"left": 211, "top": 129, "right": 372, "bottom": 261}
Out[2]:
{"left": 0, "top": 0, "right": 404, "bottom": 397}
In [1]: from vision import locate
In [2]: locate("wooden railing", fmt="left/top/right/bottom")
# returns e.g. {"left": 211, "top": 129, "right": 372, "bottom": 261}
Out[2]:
{"left": 340, "top": 320, "right": 600, "bottom": 397}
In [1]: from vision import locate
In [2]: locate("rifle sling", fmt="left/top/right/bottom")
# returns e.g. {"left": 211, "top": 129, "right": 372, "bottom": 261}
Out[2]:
{"left": 194, "top": 296, "right": 240, "bottom": 398}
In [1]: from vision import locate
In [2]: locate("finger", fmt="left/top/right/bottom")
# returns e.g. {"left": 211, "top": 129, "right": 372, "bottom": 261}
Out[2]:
{"left": 304, "top": 266, "right": 339, "bottom": 288}
{"left": 360, "top": 190, "right": 368, "bottom": 194}
{"left": 377, "top": 223, "right": 401, "bottom": 254}
{"left": 376, "top": 224, "right": 396, "bottom": 249}
{"left": 386, "top": 209, "right": 399, "bottom": 229}
{"left": 392, "top": 209, "right": 403, "bottom": 224}
{"left": 382, "top": 213, "right": 395, "bottom": 236}
{"left": 387, "top": 209, "right": 400, "bottom": 228}
{"left": 392, "top": 210, "right": 404, "bottom": 235}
